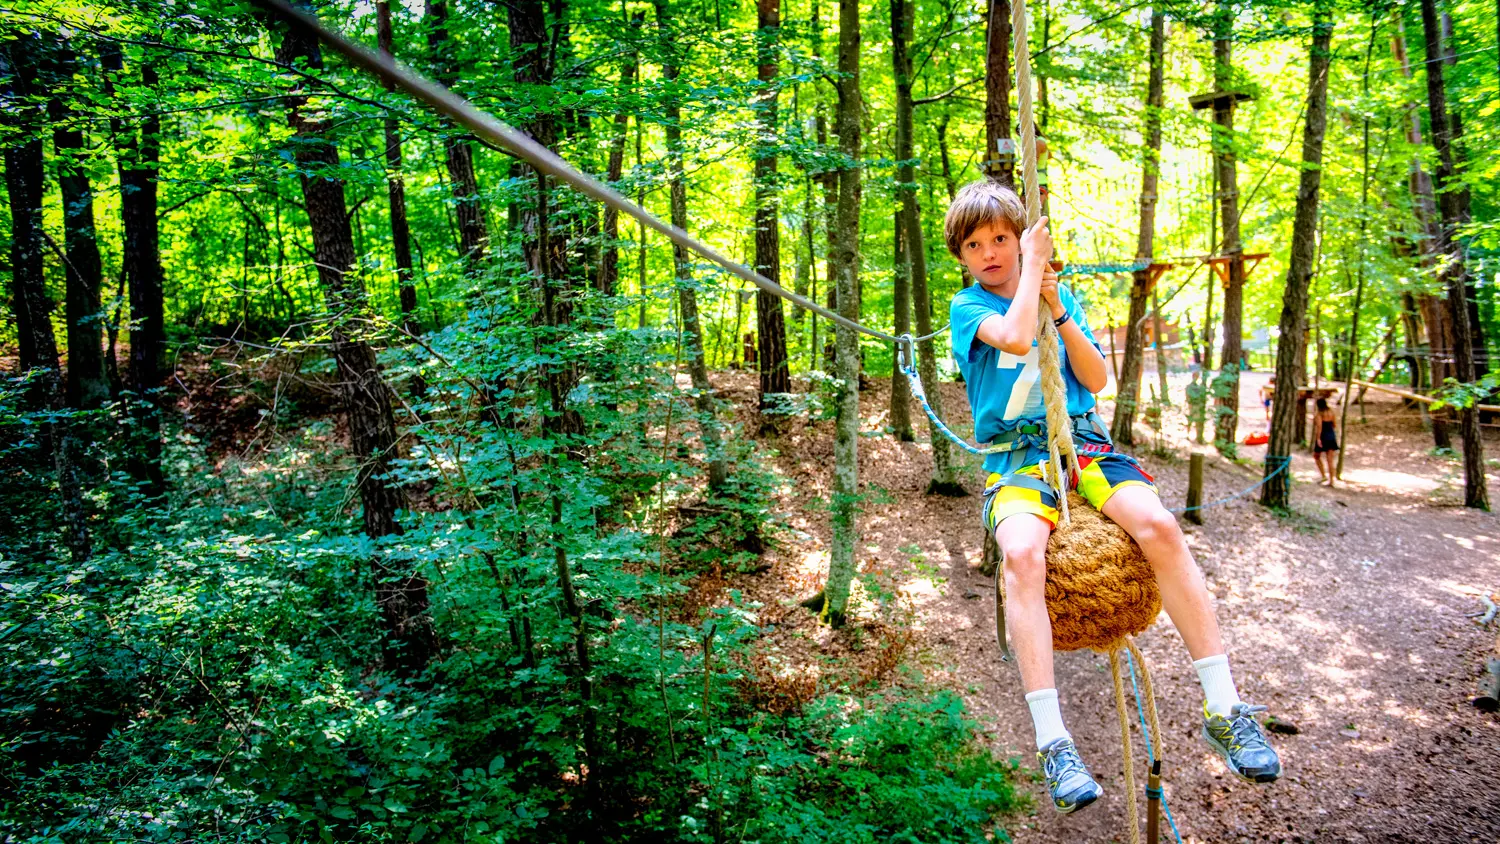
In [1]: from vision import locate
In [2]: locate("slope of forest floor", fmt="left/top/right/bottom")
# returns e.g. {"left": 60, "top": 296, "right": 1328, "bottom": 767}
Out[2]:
{"left": 710, "top": 366, "right": 1500, "bottom": 844}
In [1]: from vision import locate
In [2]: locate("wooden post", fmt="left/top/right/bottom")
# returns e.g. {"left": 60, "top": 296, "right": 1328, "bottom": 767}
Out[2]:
{"left": 1186, "top": 453, "right": 1205, "bottom": 524}
{"left": 1476, "top": 658, "right": 1500, "bottom": 712}
{"left": 1146, "top": 760, "right": 1162, "bottom": 843}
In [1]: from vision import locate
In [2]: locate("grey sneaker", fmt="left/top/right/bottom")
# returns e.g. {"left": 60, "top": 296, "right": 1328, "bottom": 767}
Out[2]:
{"left": 1202, "top": 702, "right": 1282, "bottom": 784}
{"left": 1037, "top": 737, "right": 1103, "bottom": 814}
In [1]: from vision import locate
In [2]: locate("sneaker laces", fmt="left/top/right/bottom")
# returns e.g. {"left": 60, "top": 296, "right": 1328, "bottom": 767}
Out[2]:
{"left": 1227, "top": 704, "right": 1272, "bottom": 750}
{"left": 1043, "top": 740, "right": 1087, "bottom": 782}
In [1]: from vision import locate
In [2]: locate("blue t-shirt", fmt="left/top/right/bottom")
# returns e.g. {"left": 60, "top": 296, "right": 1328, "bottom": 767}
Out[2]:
{"left": 949, "top": 283, "right": 1101, "bottom": 473}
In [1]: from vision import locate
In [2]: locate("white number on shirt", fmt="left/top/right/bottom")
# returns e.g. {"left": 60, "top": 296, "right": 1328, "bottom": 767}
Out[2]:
{"left": 997, "top": 345, "right": 1042, "bottom": 420}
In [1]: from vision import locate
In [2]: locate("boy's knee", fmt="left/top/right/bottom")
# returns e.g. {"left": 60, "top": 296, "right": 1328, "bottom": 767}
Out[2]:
{"left": 1134, "top": 503, "right": 1182, "bottom": 546}
{"left": 1000, "top": 540, "right": 1046, "bottom": 587}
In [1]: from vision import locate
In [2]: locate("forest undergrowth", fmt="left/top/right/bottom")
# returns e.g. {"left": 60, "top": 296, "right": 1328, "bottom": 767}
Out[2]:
{"left": 0, "top": 307, "right": 1023, "bottom": 844}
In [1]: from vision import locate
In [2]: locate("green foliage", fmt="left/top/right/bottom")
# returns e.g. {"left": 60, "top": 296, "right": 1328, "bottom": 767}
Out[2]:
{"left": 677, "top": 691, "right": 1021, "bottom": 844}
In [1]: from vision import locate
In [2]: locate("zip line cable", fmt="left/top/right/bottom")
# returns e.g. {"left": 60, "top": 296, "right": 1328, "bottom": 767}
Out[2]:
{"left": 251, "top": 0, "right": 949, "bottom": 347}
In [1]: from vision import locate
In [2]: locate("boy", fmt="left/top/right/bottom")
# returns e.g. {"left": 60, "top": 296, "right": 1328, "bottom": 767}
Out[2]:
{"left": 945, "top": 181, "right": 1280, "bottom": 814}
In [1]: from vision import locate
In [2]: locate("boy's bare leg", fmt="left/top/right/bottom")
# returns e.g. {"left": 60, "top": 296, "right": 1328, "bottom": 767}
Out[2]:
{"left": 994, "top": 512, "right": 1056, "bottom": 692}
{"left": 1100, "top": 485, "right": 1223, "bottom": 660}
{"left": 1101, "top": 483, "right": 1283, "bottom": 782}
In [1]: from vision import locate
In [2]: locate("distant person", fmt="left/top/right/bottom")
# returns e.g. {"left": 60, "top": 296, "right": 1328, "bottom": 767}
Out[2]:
{"left": 1260, "top": 379, "right": 1275, "bottom": 423}
{"left": 1312, "top": 397, "right": 1339, "bottom": 486}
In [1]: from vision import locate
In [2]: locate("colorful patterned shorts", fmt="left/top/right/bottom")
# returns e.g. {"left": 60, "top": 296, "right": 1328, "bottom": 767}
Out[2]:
{"left": 981, "top": 449, "right": 1157, "bottom": 534}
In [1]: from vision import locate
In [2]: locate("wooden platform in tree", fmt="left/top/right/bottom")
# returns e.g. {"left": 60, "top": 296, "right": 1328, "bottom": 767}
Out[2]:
{"left": 1201, "top": 252, "right": 1269, "bottom": 287}
{"left": 1189, "top": 90, "right": 1256, "bottom": 110}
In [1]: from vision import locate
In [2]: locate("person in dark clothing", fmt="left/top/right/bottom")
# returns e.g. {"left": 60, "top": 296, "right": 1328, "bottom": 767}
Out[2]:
{"left": 1312, "top": 397, "right": 1339, "bottom": 487}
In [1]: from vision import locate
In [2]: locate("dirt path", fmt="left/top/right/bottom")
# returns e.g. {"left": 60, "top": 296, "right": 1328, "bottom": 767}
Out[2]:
{"left": 720, "top": 369, "right": 1500, "bottom": 844}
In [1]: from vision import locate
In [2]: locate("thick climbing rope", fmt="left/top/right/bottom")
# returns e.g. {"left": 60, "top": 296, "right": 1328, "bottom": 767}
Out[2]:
{"left": 1108, "top": 647, "right": 1143, "bottom": 844}
{"left": 1127, "top": 645, "right": 1185, "bottom": 844}
{"left": 1011, "top": 0, "right": 1080, "bottom": 525}
{"left": 252, "top": 0, "right": 945, "bottom": 350}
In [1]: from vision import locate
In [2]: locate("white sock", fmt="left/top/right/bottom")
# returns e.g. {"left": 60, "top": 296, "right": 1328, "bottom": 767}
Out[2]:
{"left": 1194, "top": 654, "right": 1242, "bottom": 717}
{"left": 1025, "top": 688, "right": 1071, "bottom": 749}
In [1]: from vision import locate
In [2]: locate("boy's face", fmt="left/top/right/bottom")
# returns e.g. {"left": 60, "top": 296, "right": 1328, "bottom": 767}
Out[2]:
{"left": 958, "top": 219, "right": 1021, "bottom": 294}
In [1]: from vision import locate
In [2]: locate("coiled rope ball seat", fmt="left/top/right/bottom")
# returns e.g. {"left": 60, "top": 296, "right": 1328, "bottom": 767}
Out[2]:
{"left": 1007, "top": 493, "right": 1161, "bottom": 654}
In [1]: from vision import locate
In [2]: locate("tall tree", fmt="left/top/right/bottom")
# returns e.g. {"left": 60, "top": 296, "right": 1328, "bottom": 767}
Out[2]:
{"left": 754, "top": 0, "right": 792, "bottom": 409}
{"left": 4, "top": 35, "right": 90, "bottom": 562}
{"left": 983, "top": 0, "right": 1013, "bottom": 187}
{"left": 1420, "top": 0, "right": 1488, "bottom": 510}
{"left": 507, "top": 0, "right": 603, "bottom": 797}
{"left": 427, "top": 0, "right": 488, "bottom": 266}
{"left": 1393, "top": 17, "right": 1450, "bottom": 449}
{"left": 50, "top": 41, "right": 109, "bottom": 410}
{"left": 1438, "top": 9, "right": 1487, "bottom": 379}
{"left": 890, "top": 220, "right": 915, "bottom": 441}
{"left": 893, "top": 0, "right": 962, "bottom": 492}
{"left": 3, "top": 37, "right": 56, "bottom": 385}
{"left": 1110, "top": 8, "right": 1166, "bottom": 446}
{"left": 822, "top": 0, "right": 862, "bottom": 626}
{"left": 1262, "top": 1, "right": 1333, "bottom": 509}
{"left": 377, "top": 1, "right": 419, "bottom": 334}
{"left": 599, "top": 14, "right": 642, "bottom": 297}
{"left": 273, "top": 12, "right": 437, "bottom": 673}
{"left": 656, "top": 0, "right": 727, "bottom": 488}
{"left": 1209, "top": 1, "right": 1245, "bottom": 455}
{"left": 101, "top": 43, "right": 166, "bottom": 496}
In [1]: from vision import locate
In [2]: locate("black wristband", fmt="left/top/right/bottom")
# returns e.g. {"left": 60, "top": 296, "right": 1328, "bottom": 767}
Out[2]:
{"left": 1053, "top": 311, "right": 1071, "bottom": 328}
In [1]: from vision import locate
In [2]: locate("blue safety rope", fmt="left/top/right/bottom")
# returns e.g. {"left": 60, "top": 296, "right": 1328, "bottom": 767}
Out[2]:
{"left": 1125, "top": 648, "right": 1185, "bottom": 844}
{"left": 1057, "top": 258, "right": 1151, "bottom": 277}
{"left": 1164, "top": 456, "right": 1291, "bottom": 514}
{"left": 897, "top": 335, "right": 1014, "bottom": 456}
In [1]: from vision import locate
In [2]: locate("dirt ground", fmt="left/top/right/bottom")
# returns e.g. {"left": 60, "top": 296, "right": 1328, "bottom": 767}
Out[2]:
{"left": 713, "top": 367, "right": 1500, "bottom": 844}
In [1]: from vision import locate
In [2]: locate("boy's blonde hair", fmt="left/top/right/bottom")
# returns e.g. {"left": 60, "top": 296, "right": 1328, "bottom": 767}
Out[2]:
{"left": 943, "top": 180, "right": 1027, "bottom": 259}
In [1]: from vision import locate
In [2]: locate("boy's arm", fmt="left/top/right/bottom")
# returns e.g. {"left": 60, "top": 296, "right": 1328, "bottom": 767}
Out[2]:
{"left": 1041, "top": 273, "right": 1109, "bottom": 394}
{"left": 974, "top": 217, "right": 1052, "bottom": 356}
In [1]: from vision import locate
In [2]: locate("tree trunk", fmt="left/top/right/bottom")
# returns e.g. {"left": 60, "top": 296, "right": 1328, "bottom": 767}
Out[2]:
{"left": 274, "top": 13, "right": 437, "bottom": 673}
{"left": 600, "top": 14, "right": 642, "bottom": 296}
{"left": 1209, "top": 4, "right": 1243, "bottom": 455}
{"left": 377, "top": 1, "right": 419, "bottom": 334}
{"left": 1112, "top": 9, "right": 1165, "bottom": 445}
{"left": 4, "top": 36, "right": 91, "bottom": 563}
{"left": 101, "top": 43, "right": 166, "bottom": 497}
{"left": 1439, "top": 11, "right": 1488, "bottom": 380}
{"left": 657, "top": 0, "right": 727, "bottom": 488}
{"left": 50, "top": 43, "right": 109, "bottom": 410}
{"left": 1262, "top": 3, "right": 1332, "bottom": 508}
{"left": 427, "top": 0, "right": 488, "bottom": 267}
{"left": 754, "top": 0, "right": 792, "bottom": 408}
{"left": 4, "top": 38, "right": 57, "bottom": 385}
{"left": 892, "top": 0, "right": 959, "bottom": 491}
{"left": 887, "top": 0, "right": 913, "bottom": 442}
{"left": 1420, "top": 0, "right": 1488, "bottom": 510}
{"left": 823, "top": 0, "right": 862, "bottom": 626}
{"left": 890, "top": 212, "right": 915, "bottom": 441}
{"left": 1113, "top": 280, "right": 1150, "bottom": 444}
{"left": 1392, "top": 18, "right": 1441, "bottom": 441}
{"left": 983, "top": 0, "right": 1013, "bottom": 187}
{"left": 1336, "top": 18, "right": 1378, "bottom": 479}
